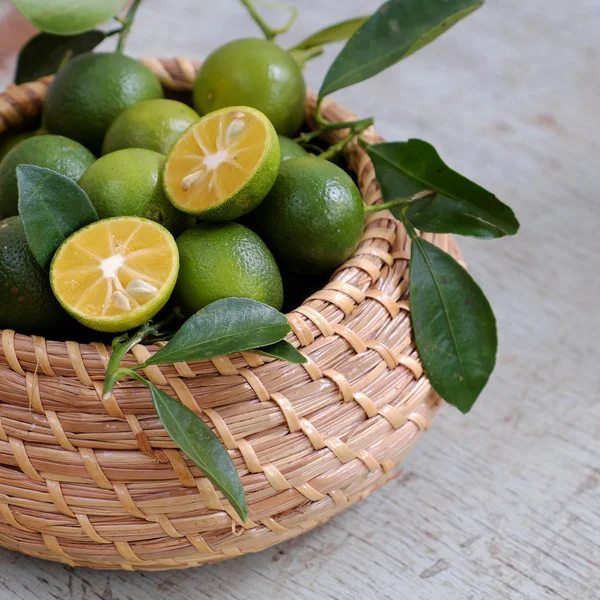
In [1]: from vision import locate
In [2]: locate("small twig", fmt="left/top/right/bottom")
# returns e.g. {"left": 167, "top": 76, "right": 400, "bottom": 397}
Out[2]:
{"left": 299, "top": 142, "right": 322, "bottom": 154}
{"left": 102, "top": 312, "right": 176, "bottom": 399}
{"left": 364, "top": 190, "right": 436, "bottom": 214}
{"left": 294, "top": 117, "right": 374, "bottom": 144}
{"left": 318, "top": 129, "right": 357, "bottom": 161}
{"left": 315, "top": 97, "right": 328, "bottom": 127}
{"left": 294, "top": 128, "right": 325, "bottom": 144}
{"left": 118, "top": 367, "right": 150, "bottom": 386}
{"left": 290, "top": 45, "right": 324, "bottom": 69}
{"left": 315, "top": 117, "right": 375, "bottom": 161}
{"left": 240, "top": 0, "right": 298, "bottom": 40}
{"left": 398, "top": 208, "right": 420, "bottom": 241}
{"left": 105, "top": 27, "right": 124, "bottom": 38}
{"left": 239, "top": 0, "right": 276, "bottom": 40}
{"left": 116, "top": 0, "right": 143, "bottom": 53}
{"left": 260, "top": 0, "right": 299, "bottom": 35}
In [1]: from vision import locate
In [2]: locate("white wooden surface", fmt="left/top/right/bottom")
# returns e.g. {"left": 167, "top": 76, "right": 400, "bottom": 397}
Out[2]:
{"left": 0, "top": 0, "right": 599, "bottom": 598}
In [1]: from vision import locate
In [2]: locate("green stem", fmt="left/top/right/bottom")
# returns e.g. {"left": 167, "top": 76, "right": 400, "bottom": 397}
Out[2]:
{"left": 364, "top": 190, "right": 436, "bottom": 214}
{"left": 240, "top": 0, "right": 276, "bottom": 40}
{"left": 102, "top": 313, "right": 176, "bottom": 399}
{"left": 116, "top": 0, "right": 143, "bottom": 53}
{"left": 299, "top": 142, "right": 323, "bottom": 154}
{"left": 118, "top": 367, "right": 151, "bottom": 386}
{"left": 105, "top": 27, "right": 123, "bottom": 37}
{"left": 294, "top": 129, "right": 322, "bottom": 144}
{"left": 294, "top": 117, "right": 374, "bottom": 144}
{"left": 263, "top": 1, "right": 299, "bottom": 35}
{"left": 291, "top": 45, "right": 324, "bottom": 69}
{"left": 315, "top": 97, "right": 328, "bottom": 127}
{"left": 316, "top": 117, "right": 374, "bottom": 161}
{"left": 318, "top": 129, "right": 357, "bottom": 161}
{"left": 104, "top": 366, "right": 152, "bottom": 395}
{"left": 399, "top": 209, "right": 419, "bottom": 240}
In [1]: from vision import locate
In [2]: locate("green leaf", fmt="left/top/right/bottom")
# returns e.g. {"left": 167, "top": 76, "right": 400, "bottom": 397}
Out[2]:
{"left": 149, "top": 384, "right": 247, "bottom": 521}
{"left": 255, "top": 340, "right": 307, "bottom": 364}
{"left": 291, "top": 16, "right": 368, "bottom": 51}
{"left": 142, "top": 298, "right": 291, "bottom": 367}
{"left": 319, "top": 0, "right": 482, "bottom": 99}
{"left": 408, "top": 234, "right": 497, "bottom": 413}
{"left": 12, "top": 0, "right": 128, "bottom": 35}
{"left": 365, "top": 140, "right": 519, "bottom": 238}
{"left": 15, "top": 30, "right": 106, "bottom": 85}
{"left": 17, "top": 165, "right": 98, "bottom": 269}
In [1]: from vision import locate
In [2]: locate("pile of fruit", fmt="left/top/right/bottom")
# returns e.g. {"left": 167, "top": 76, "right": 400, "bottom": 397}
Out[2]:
{"left": 0, "top": 39, "right": 364, "bottom": 339}
{"left": 0, "top": 0, "right": 521, "bottom": 519}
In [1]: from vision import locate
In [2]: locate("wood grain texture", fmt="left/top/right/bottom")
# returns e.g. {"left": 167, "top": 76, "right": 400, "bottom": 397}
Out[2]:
{"left": 0, "top": 0, "right": 598, "bottom": 597}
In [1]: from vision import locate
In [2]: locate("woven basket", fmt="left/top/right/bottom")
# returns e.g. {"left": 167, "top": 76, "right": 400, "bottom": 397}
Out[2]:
{"left": 0, "top": 58, "right": 461, "bottom": 571}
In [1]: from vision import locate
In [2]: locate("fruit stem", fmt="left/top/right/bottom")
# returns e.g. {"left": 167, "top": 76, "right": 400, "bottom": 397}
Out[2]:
{"left": 318, "top": 129, "right": 357, "bottom": 161}
{"left": 102, "top": 312, "right": 176, "bottom": 399}
{"left": 105, "top": 367, "right": 150, "bottom": 393}
{"left": 315, "top": 97, "right": 328, "bottom": 127}
{"left": 398, "top": 208, "right": 420, "bottom": 241}
{"left": 266, "top": 1, "right": 299, "bottom": 36}
{"left": 121, "top": 368, "right": 150, "bottom": 386}
{"left": 295, "top": 117, "right": 374, "bottom": 144}
{"left": 116, "top": 0, "right": 143, "bottom": 53}
{"left": 315, "top": 117, "right": 375, "bottom": 161}
{"left": 364, "top": 190, "right": 436, "bottom": 214}
{"left": 291, "top": 45, "right": 324, "bottom": 68}
{"left": 239, "top": 0, "right": 277, "bottom": 40}
{"left": 105, "top": 27, "right": 123, "bottom": 37}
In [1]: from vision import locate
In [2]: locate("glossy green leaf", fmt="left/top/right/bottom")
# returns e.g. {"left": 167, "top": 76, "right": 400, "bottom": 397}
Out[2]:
{"left": 255, "top": 340, "right": 307, "bottom": 364}
{"left": 17, "top": 165, "right": 98, "bottom": 268}
{"left": 291, "top": 16, "right": 368, "bottom": 51}
{"left": 408, "top": 234, "right": 497, "bottom": 413}
{"left": 142, "top": 298, "right": 290, "bottom": 366}
{"left": 150, "top": 384, "right": 247, "bottom": 521}
{"left": 12, "top": 0, "right": 128, "bottom": 35}
{"left": 319, "top": 0, "right": 482, "bottom": 99}
{"left": 15, "top": 31, "right": 106, "bottom": 85}
{"left": 365, "top": 140, "right": 519, "bottom": 238}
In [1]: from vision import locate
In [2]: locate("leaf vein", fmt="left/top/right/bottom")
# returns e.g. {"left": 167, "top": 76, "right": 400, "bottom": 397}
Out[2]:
{"left": 410, "top": 234, "right": 472, "bottom": 396}
{"left": 370, "top": 145, "right": 509, "bottom": 235}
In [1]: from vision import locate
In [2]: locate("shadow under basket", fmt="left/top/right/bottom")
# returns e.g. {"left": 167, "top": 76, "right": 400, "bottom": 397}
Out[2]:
{"left": 0, "top": 58, "right": 461, "bottom": 571}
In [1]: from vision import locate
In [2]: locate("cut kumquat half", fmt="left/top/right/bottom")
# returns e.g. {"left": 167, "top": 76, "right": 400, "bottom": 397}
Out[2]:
{"left": 163, "top": 106, "right": 280, "bottom": 221}
{"left": 50, "top": 217, "right": 179, "bottom": 333}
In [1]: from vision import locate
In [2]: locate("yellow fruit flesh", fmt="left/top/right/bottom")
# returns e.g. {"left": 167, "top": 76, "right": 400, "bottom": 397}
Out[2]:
{"left": 52, "top": 219, "right": 177, "bottom": 321}
{"left": 164, "top": 108, "right": 268, "bottom": 211}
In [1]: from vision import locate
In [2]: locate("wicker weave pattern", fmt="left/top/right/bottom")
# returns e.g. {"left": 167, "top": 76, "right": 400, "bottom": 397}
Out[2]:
{"left": 0, "top": 58, "right": 460, "bottom": 570}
